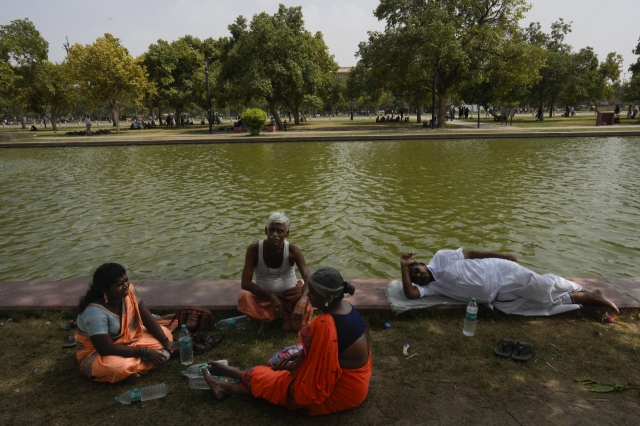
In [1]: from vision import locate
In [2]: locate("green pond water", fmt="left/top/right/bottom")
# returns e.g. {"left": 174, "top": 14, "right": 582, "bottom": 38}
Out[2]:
{"left": 1, "top": 137, "right": 639, "bottom": 281}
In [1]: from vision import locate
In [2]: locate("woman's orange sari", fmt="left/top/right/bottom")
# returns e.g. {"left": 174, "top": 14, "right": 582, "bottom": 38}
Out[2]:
{"left": 75, "top": 284, "right": 176, "bottom": 383}
{"left": 241, "top": 314, "right": 372, "bottom": 415}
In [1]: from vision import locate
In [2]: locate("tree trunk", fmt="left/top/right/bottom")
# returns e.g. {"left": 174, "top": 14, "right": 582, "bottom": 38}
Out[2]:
{"left": 438, "top": 92, "right": 447, "bottom": 128}
{"left": 20, "top": 112, "right": 26, "bottom": 129}
{"left": 269, "top": 99, "right": 283, "bottom": 130}
{"left": 110, "top": 102, "right": 118, "bottom": 127}
{"left": 538, "top": 97, "right": 545, "bottom": 122}
{"left": 50, "top": 110, "right": 58, "bottom": 132}
{"left": 415, "top": 94, "right": 423, "bottom": 123}
{"left": 116, "top": 105, "right": 121, "bottom": 134}
{"left": 548, "top": 99, "right": 554, "bottom": 118}
{"left": 293, "top": 102, "right": 300, "bottom": 125}
{"left": 158, "top": 104, "right": 164, "bottom": 125}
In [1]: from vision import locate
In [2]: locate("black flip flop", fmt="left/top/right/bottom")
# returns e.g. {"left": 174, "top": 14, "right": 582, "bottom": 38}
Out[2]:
{"left": 193, "top": 333, "right": 223, "bottom": 355}
{"left": 494, "top": 337, "right": 518, "bottom": 358}
{"left": 511, "top": 340, "right": 534, "bottom": 362}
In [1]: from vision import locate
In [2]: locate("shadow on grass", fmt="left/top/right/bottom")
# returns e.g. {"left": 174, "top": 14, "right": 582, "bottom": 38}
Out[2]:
{"left": 1, "top": 307, "right": 639, "bottom": 425}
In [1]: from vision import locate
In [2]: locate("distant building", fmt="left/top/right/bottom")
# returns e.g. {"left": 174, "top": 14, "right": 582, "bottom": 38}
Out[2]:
{"left": 337, "top": 66, "right": 353, "bottom": 79}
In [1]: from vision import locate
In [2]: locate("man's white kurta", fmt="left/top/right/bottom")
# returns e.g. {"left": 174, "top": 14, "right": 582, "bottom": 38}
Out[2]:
{"left": 414, "top": 248, "right": 583, "bottom": 316}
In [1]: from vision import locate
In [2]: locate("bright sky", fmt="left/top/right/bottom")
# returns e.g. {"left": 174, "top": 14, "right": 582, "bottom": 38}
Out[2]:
{"left": 4, "top": 0, "right": 638, "bottom": 79}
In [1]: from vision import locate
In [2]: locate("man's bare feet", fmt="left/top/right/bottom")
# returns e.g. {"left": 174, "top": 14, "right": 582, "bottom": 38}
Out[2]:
{"left": 593, "top": 289, "right": 619, "bottom": 313}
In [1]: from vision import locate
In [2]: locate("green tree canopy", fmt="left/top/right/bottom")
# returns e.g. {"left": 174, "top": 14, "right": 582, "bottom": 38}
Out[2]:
{"left": 218, "top": 4, "right": 337, "bottom": 129}
{"left": 370, "top": 0, "right": 531, "bottom": 127}
{"left": 67, "top": 33, "right": 150, "bottom": 132}
{"left": 0, "top": 18, "right": 49, "bottom": 128}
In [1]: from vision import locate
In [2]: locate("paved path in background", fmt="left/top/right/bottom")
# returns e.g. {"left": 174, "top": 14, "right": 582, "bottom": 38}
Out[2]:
{"left": 1, "top": 278, "right": 638, "bottom": 313}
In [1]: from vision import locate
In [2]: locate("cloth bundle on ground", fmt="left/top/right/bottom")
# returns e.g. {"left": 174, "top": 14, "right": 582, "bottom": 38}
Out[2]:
{"left": 383, "top": 280, "right": 465, "bottom": 314}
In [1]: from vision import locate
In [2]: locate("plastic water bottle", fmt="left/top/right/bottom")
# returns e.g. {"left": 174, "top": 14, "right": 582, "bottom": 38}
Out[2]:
{"left": 187, "top": 375, "right": 239, "bottom": 389}
{"left": 114, "top": 383, "right": 166, "bottom": 404}
{"left": 179, "top": 324, "right": 193, "bottom": 365}
{"left": 215, "top": 315, "right": 249, "bottom": 330}
{"left": 463, "top": 298, "right": 478, "bottom": 336}
{"left": 181, "top": 360, "right": 228, "bottom": 378}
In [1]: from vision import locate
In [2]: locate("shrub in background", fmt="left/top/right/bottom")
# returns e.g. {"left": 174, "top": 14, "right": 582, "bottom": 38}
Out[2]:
{"left": 242, "top": 108, "right": 268, "bottom": 136}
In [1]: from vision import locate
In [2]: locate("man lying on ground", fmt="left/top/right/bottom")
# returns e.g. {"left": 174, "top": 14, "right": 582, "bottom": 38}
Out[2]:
{"left": 399, "top": 249, "right": 618, "bottom": 316}
{"left": 238, "top": 212, "right": 314, "bottom": 333}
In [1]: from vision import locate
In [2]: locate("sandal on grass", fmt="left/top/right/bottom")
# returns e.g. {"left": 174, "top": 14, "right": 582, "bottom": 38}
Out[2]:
{"left": 62, "top": 334, "right": 76, "bottom": 349}
{"left": 494, "top": 337, "right": 518, "bottom": 358}
{"left": 193, "top": 333, "right": 223, "bottom": 355}
{"left": 511, "top": 340, "right": 534, "bottom": 362}
{"left": 59, "top": 321, "right": 77, "bottom": 331}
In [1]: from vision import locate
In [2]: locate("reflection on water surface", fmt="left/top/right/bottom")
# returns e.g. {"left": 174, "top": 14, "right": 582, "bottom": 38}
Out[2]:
{"left": 1, "top": 137, "right": 639, "bottom": 281}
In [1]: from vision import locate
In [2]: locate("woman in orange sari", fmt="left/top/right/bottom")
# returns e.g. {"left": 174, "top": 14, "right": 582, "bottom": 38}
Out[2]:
{"left": 75, "top": 263, "right": 177, "bottom": 383}
{"left": 201, "top": 267, "right": 372, "bottom": 415}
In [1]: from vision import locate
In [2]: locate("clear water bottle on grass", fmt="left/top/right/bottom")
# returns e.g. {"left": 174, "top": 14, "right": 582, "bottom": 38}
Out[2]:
{"left": 181, "top": 360, "right": 228, "bottom": 378}
{"left": 179, "top": 324, "right": 193, "bottom": 365}
{"left": 463, "top": 298, "right": 478, "bottom": 336}
{"left": 215, "top": 315, "right": 249, "bottom": 330}
{"left": 114, "top": 383, "right": 166, "bottom": 404}
{"left": 187, "top": 375, "right": 239, "bottom": 389}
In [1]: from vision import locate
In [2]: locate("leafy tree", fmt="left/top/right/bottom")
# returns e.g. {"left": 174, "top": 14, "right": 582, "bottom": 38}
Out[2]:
{"left": 20, "top": 61, "right": 76, "bottom": 131}
{"left": 372, "top": 0, "right": 530, "bottom": 127}
{"left": 356, "top": 24, "right": 434, "bottom": 122}
{"left": 624, "top": 38, "right": 640, "bottom": 108}
{"left": 0, "top": 18, "right": 49, "bottom": 128}
{"left": 218, "top": 5, "right": 337, "bottom": 130}
{"left": 566, "top": 48, "right": 622, "bottom": 111}
{"left": 525, "top": 19, "right": 574, "bottom": 119}
{"left": 66, "top": 33, "right": 149, "bottom": 133}
{"left": 142, "top": 36, "right": 206, "bottom": 125}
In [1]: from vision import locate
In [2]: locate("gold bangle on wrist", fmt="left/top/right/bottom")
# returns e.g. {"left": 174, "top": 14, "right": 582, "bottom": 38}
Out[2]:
{"left": 401, "top": 267, "right": 409, "bottom": 271}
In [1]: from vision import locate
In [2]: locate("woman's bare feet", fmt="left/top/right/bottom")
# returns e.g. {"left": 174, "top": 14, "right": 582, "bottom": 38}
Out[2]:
{"left": 201, "top": 366, "right": 248, "bottom": 400}
{"left": 207, "top": 361, "right": 244, "bottom": 380}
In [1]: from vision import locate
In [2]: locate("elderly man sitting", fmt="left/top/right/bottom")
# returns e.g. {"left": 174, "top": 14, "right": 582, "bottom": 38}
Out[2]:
{"left": 238, "top": 212, "right": 314, "bottom": 333}
{"left": 399, "top": 249, "right": 618, "bottom": 316}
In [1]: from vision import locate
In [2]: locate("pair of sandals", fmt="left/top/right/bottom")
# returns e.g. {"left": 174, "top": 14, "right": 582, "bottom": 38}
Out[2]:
{"left": 494, "top": 337, "right": 533, "bottom": 362}
{"left": 192, "top": 333, "right": 223, "bottom": 355}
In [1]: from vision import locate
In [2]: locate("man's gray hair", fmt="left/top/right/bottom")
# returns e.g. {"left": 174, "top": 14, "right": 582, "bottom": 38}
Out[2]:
{"left": 266, "top": 211, "right": 290, "bottom": 231}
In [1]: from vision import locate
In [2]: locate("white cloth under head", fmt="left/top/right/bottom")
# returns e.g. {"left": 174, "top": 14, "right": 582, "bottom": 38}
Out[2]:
{"left": 254, "top": 239, "right": 298, "bottom": 294}
{"left": 413, "top": 248, "right": 583, "bottom": 316}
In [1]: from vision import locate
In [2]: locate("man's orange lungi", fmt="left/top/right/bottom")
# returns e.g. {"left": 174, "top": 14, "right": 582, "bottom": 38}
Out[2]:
{"left": 240, "top": 314, "right": 372, "bottom": 415}
{"left": 238, "top": 279, "right": 314, "bottom": 330}
{"left": 75, "top": 284, "right": 176, "bottom": 383}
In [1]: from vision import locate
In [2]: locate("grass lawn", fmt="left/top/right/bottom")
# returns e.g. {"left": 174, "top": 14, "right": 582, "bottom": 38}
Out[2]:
{"left": 1, "top": 307, "right": 639, "bottom": 425}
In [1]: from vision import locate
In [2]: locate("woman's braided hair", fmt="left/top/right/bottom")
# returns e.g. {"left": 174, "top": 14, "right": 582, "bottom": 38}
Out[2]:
{"left": 309, "top": 267, "right": 355, "bottom": 309}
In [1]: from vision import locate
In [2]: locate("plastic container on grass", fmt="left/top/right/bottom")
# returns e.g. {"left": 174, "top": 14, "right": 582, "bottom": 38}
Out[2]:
{"left": 179, "top": 324, "right": 193, "bottom": 365}
{"left": 114, "top": 383, "right": 166, "bottom": 404}
{"left": 215, "top": 315, "right": 249, "bottom": 330}
{"left": 463, "top": 298, "right": 478, "bottom": 336}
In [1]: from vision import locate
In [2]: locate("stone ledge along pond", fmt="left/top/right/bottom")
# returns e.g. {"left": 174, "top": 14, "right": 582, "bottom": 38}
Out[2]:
{"left": 1, "top": 137, "right": 639, "bottom": 282}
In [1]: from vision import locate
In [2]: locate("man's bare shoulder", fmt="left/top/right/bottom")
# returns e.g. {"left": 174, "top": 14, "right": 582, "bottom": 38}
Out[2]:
{"left": 288, "top": 242, "right": 305, "bottom": 255}
{"left": 246, "top": 242, "right": 260, "bottom": 255}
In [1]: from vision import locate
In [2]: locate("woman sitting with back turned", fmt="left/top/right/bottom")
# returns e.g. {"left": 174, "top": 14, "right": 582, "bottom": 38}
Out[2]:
{"left": 201, "top": 267, "right": 372, "bottom": 415}
{"left": 76, "top": 263, "right": 176, "bottom": 383}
